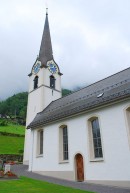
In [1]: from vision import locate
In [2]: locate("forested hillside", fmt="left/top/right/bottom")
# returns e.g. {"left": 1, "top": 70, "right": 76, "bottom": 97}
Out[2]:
{"left": 62, "top": 89, "right": 72, "bottom": 96}
{"left": 0, "top": 89, "right": 71, "bottom": 121}
{"left": 0, "top": 92, "right": 28, "bottom": 119}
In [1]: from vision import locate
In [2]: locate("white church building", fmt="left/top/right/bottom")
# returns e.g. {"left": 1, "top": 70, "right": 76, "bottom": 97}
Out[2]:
{"left": 23, "top": 11, "right": 130, "bottom": 184}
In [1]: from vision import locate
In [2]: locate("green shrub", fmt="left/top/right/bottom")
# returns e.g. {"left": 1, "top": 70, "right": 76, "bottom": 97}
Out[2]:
{"left": 18, "top": 149, "right": 24, "bottom": 154}
{"left": 0, "top": 120, "right": 8, "bottom": 126}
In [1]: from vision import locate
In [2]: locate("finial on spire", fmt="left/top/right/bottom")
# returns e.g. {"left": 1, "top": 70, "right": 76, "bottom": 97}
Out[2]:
{"left": 46, "top": 7, "right": 48, "bottom": 15}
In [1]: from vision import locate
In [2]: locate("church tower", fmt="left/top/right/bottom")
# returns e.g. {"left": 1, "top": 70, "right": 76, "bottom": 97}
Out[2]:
{"left": 23, "top": 10, "right": 62, "bottom": 165}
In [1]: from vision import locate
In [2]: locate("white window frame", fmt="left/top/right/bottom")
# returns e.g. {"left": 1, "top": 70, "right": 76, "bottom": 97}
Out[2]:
{"left": 88, "top": 117, "right": 104, "bottom": 162}
{"left": 126, "top": 107, "right": 130, "bottom": 149}
{"left": 59, "top": 125, "right": 69, "bottom": 163}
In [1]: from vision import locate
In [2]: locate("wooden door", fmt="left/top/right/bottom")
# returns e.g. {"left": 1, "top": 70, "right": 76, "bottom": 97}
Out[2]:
{"left": 75, "top": 154, "right": 84, "bottom": 181}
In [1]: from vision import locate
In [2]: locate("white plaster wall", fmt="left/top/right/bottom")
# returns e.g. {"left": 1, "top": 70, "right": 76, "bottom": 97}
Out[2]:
{"left": 23, "top": 129, "right": 31, "bottom": 164}
{"left": 43, "top": 87, "right": 61, "bottom": 108}
{"left": 30, "top": 100, "right": 130, "bottom": 181}
{"left": 23, "top": 87, "right": 44, "bottom": 164}
{"left": 24, "top": 66, "right": 61, "bottom": 164}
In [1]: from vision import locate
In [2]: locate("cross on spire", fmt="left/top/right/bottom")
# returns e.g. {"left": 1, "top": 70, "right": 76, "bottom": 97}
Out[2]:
{"left": 46, "top": 7, "right": 48, "bottom": 15}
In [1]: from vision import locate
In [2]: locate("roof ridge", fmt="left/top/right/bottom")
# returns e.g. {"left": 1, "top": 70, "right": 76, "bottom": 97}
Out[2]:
{"left": 44, "top": 78, "right": 130, "bottom": 113}
{"left": 69, "top": 66, "right": 130, "bottom": 95}
{"left": 53, "top": 66, "right": 130, "bottom": 103}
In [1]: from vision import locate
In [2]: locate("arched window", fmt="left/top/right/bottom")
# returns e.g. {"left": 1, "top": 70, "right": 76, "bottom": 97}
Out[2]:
{"left": 50, "top": 75, "right": 55, "bottom": 89}
{"left": 91, "top": 118, "right": 103, "bottom": 158}
{"left": 59, "top": 125, "right": 69, "bottom": 161}
{"left": 63, "top": 126, "right": 69, "bottom": 160}
{"left": 37, "top": 129, "right": 43, "bottom": 156}
{"left": 88, "top": 117, "right": 103, "bottom": 160}
{"left": 34, "top": 76, "right": 38, "bottom": 89}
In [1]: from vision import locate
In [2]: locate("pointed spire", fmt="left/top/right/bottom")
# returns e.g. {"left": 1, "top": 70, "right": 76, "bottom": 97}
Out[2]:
{"left": 39, "top": 9, "right": 53, "bottom": 66}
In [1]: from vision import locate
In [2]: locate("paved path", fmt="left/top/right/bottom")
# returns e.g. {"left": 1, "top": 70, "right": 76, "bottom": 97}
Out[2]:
{"left": 11, "top": 165, "right": 130, "bottom": 193}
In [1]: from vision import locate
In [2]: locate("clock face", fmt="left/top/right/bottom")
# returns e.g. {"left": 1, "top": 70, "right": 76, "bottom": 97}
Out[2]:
{"left": 32, "top": 62, "right": 41, "bottom": 74}
{"left": 47, "top": 61, "right": 58, "bottom": 74}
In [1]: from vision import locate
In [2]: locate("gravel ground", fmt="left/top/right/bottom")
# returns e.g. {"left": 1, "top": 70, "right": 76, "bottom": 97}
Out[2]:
{"left": 11, "top": 164, "right": 130, "bottom": 193}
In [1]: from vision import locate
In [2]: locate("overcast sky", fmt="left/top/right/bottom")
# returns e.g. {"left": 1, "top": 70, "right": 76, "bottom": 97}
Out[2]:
{"left": 0, "top": 0, "right": 130, "bottom": 100}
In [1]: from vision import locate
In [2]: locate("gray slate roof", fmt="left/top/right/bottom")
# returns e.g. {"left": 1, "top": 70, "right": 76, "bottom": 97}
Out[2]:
{"left": 39, "top": 13, "right": 53, "bottom": 66}
{"left": 28, "top": 67, "right": 130, "bottom": 129}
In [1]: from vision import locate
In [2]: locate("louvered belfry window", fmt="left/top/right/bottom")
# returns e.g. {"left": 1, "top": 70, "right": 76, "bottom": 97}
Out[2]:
{"left": 34, "top": 76, "right": 39, "bottom": 89}
{"left": 50, "top": 75, "right": 55, "bottom": 89}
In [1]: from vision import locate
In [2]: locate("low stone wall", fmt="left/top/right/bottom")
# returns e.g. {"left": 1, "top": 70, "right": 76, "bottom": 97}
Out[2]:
{"left": 0, "top": 131, "right": 24, "bottom": 137}
{"left": 0, "top": 154, "right": 23, "bottom": 162}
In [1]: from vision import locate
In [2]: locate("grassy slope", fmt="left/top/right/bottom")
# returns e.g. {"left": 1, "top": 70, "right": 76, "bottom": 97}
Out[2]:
{"left": 0, "top": 124, "right": 25, "bottom": 135}
{"left": 0, "top": 135, "right": 24, "bottom": 154}
{"left": 0, "top": 176, "right": 95, "bottom": 193}
{"left": 0, "top": 124, "right": 25, "bottom": 154}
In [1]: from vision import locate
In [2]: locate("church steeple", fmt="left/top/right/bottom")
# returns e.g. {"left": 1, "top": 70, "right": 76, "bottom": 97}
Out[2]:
{"left": 24, "top": 8, "right": 62, "bottom": 166}
{"left": 39, "top": 9, "right": 53, "bottom": 66}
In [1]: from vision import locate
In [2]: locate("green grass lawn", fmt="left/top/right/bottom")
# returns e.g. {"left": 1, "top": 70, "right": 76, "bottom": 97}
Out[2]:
{"left": 0, "top": 135, "right": 24, "bottom": 154}
{"left": 0, "top": 124, "right": 25, "bottom": 135}
{"left": 0, "top": 176, "right": 95, "bottom": 193}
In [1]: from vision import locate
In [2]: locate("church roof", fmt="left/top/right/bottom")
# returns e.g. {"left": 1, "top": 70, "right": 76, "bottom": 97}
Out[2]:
{"left": 38, "top": 11, "right": 53, "bottom": 66}
{"left": 27, "top": 67, "right": 130, "bottom": 129}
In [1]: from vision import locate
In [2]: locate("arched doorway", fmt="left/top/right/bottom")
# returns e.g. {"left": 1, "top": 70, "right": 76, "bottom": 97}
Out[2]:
{"left": 75, "top": 153, "right": 84, "bottom": 181}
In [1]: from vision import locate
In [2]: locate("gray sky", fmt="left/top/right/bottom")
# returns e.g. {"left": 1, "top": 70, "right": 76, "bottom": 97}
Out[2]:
{"left": 0, "top": 0, "right": 130, "bottom": 100}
